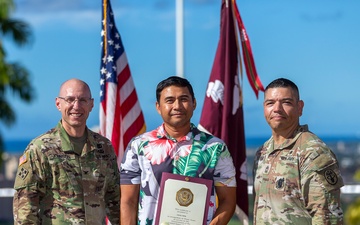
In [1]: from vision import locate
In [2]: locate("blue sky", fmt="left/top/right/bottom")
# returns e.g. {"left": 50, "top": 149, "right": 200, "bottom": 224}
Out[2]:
{"left": 2, "top": 0, "right": 360, "bottom": 142}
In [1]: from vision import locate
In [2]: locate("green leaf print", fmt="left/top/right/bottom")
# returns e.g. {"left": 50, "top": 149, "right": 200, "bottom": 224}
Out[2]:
{"left": 173, "top": 132, "right": 220, "bottom": 177}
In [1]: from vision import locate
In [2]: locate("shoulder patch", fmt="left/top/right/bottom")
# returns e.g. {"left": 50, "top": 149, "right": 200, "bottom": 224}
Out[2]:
{"left": 324, "top": 169, "right": 338, "bottom": 185}
{"left": 18, "top": 152, "right": 28, "bottom": 167}
{"left": 316, "top": 164, "right": 344, "bottom": 191}
{"left": 17, "top": 167, "right": 29, "bottom": 180}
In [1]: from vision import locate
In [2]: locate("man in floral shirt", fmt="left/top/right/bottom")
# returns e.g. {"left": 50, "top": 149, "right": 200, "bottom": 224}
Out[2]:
{"left": 120, "top": 76, "right": 237, "bottom": 225}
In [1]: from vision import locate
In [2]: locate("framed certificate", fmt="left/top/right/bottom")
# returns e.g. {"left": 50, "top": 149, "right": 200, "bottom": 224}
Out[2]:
{"left": 155, "top": 172, "right": 213, "bottom": 225}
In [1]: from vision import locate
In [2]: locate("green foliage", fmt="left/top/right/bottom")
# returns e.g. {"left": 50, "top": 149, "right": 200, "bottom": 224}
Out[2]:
{"left": 0, "top": 0, "right": 35, "bottom": 167}
{"left": 0, "top": 0, "right": 15, "bottom": 19}
{"left": 345, "top": 197, "right": 360, "bottom": 225}
{"left": 345, "top": 169, "right": 360, "bottom": 225}
{"left": 354, "top": 170, "right": 360, "bottom": 182}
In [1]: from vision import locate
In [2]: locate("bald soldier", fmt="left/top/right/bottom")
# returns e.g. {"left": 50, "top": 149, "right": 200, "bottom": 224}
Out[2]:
{"left": 253, "top": 78, "right": 344, "bottom": 224}
{"left": 13, "top": 79, "right": 120, "bottom": 224}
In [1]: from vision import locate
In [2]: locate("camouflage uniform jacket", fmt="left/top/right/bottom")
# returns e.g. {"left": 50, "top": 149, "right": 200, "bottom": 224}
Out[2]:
{"left": 13, "top": 121, "right": 120, "bottom": 224}
{"left": 253, "top": 125, "right": 344, "bottom": 225}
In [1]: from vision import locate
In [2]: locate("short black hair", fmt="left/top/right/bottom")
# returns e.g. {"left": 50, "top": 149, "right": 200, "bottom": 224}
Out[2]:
{"left": 265, "top": 78, "right": 300, "bottom": 100}
{"left": 156, "top": 76, "right": 195, "bottom": 102}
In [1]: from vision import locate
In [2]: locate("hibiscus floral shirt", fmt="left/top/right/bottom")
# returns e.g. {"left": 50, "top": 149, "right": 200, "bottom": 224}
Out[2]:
{"left": 120, "top": 123, "right": 236, "bottom": 225}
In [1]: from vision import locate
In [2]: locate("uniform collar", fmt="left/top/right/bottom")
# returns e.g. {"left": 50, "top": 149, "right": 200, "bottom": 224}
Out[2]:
{"left": 56, "top": 120, "right": 96, "bottom": 153}
{"left": 265, "top": 125, "right": 309, "bottom": 153}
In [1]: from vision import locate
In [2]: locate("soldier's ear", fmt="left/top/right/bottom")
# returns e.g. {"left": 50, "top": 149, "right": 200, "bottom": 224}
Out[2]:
{"left": 56, "top": 97, "right": 61, "bottom": 111}
{"left": 298, "top": 100, "right": 304, "bottom": 117}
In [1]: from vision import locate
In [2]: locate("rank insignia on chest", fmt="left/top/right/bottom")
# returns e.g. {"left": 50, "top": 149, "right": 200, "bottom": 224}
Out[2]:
{"left": 275, "top": 177, "right": 285, "bottom": 190}
{"left": 96, "top": 143, "right": 104, "bottom": 153}
{"left": 263, "top": 163, "right": 271, "bottom": 174}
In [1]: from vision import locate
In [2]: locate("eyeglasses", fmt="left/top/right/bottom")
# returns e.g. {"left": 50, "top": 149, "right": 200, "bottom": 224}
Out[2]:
{"left": 58, "top": 96, "right": 93, "bottom": 106}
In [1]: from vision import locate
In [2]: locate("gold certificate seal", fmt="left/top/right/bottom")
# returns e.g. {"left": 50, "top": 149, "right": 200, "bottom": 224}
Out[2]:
{"left": 176, "top": 188, "right": 194, "bottom": 207}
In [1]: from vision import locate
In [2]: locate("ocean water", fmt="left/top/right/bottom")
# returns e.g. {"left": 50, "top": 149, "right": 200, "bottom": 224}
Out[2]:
{"left": 4, "top": 135, "right": 360, "bottom": 152}
{"left": 3, "top": 139, "right": 31, "bottom": 154}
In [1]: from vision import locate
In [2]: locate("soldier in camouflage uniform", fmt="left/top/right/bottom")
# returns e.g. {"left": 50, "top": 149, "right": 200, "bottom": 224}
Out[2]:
{"left": 13, "top": 79, "right": 120, "bottom": 224}
{"left": 253, "top": 78, "right": 344, "bottom": 224}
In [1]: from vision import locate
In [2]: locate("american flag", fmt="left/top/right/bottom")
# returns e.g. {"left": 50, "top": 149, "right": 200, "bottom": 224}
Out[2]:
{"left": 100, "top": 0, "right": 146, "bottom": 165}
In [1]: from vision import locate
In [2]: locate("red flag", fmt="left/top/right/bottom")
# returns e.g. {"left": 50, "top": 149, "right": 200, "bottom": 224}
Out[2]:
{"left": 100, "top": 0, "right": 146, "bottom": 166}
{"left": 199, "top": 0, "right": 263, "bottom": 219}
{"left": 233, "top": 0, "right": 264, "bottom": 98}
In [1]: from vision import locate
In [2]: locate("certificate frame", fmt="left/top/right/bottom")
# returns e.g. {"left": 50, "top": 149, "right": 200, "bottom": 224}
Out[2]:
{"left": 155, "top": 172, "right": 213, "bottom": 225}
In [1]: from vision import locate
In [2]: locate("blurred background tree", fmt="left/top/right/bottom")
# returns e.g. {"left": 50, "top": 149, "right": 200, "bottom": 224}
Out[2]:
{"left": 0, "top": 0, "right": 35, "bottom": 167}
{"left": 345, "top": 169, "right": 360, "bottom": 225}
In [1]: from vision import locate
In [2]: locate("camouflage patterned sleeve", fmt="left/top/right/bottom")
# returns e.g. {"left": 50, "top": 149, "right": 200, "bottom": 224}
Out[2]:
{"left": 13, "top": 145, "right": 46, "bottom": 224}
{"left": 301, "top": 147, "right": 344, "bottom": 224}
{"left": 104, "top": 143, "right": 121, "bottom": 224}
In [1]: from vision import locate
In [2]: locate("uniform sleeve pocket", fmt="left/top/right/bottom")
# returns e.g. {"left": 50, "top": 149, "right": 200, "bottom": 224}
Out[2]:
{"left": 316, "top": 163, "right": 344, "bottom": 192}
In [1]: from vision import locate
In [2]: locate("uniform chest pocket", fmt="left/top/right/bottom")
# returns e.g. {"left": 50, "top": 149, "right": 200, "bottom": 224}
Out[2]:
{"left": 275, "top": 155, "right": 299, "bottom": 176}
{"left": 80, "top": 153, "right": 113, "bottom": 195}
{"left": 273, "top": 156, "right": 302, "bottom": 199}
{"left": 48, "top": 154, "right": 81, "bottom": 194}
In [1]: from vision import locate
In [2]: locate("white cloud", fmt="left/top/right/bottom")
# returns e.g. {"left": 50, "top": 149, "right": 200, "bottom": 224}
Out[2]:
{"left": 13, "top": 9, "right": 100, "bottom": 30}
{"left": 13, "top": 2, "right": 176, "bottom": 32}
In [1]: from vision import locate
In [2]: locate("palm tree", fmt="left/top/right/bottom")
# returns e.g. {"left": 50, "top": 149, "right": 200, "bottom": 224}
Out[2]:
{"left": 0, "top": 0, "right": 35, "bottom": 166}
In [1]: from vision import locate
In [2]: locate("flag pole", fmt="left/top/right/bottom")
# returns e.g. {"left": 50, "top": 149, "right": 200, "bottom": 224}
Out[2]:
{"left": 176, "top": 0, "right": 184, "bottom": 78}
